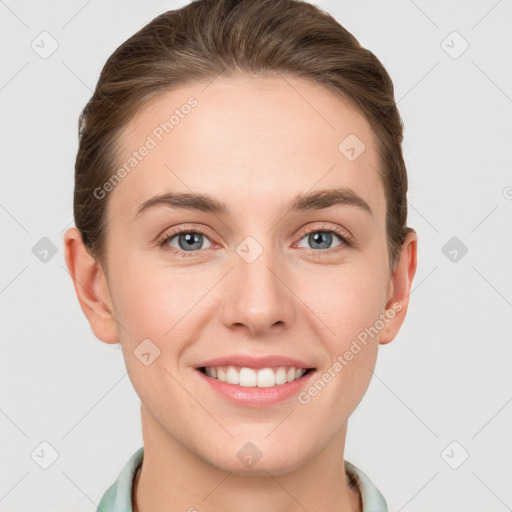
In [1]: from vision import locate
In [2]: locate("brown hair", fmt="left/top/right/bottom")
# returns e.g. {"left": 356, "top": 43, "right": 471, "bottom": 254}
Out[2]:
{"left": 74, "top": 0, "right": 412, "bottom": 272}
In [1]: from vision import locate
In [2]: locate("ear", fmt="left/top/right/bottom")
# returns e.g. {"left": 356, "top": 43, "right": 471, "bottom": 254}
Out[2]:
{"left": 63, "top": 227, "right": 119, "bottom": 344}
{"left": 379, "top": 229, "right": 418, "bottom": 345}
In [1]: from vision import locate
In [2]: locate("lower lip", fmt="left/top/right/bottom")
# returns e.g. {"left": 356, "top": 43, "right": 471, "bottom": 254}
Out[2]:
{"left": 195, "top": 369, "right": 316, "bottom": 408}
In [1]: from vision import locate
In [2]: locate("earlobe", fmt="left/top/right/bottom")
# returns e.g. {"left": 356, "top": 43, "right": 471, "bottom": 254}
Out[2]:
{"left": 63, "top": 227, "right": 119, "bottom": 344}
{"left": 379, "top": 229, "right": 418, "bottom": 345}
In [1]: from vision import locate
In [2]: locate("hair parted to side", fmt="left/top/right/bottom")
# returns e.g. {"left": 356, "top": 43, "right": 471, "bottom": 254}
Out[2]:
{"left": 74, "top": 0, "right": 412, "bottom": 272}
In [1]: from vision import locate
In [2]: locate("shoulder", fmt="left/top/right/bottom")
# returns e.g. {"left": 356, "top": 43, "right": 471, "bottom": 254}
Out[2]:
{"left": 96, "top": 446, "right": 144, "bottom": 512}
{"left": 344, "top": 460, "right": 388, "bottom": 512}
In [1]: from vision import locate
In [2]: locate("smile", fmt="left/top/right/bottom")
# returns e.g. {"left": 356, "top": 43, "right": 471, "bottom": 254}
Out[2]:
{"left": 199, "top": 365, "right": 314, "bottom": 387}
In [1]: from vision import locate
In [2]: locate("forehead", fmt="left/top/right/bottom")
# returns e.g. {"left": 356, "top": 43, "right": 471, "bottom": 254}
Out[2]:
{"left": 109, "top": 74, "right": 385, "bottom": 222}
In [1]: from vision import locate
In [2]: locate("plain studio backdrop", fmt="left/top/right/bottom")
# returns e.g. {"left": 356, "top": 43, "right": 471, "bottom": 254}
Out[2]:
{"left": 1, "top": 1, "right": 511, "bottom": 511}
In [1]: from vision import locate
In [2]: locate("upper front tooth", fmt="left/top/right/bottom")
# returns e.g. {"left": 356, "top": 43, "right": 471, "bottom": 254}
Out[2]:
{"left": 239, "top": 367, "right": 257, "bottom": 387}
{"left": 257, "top": 368, "right": 276, "bottom": 388}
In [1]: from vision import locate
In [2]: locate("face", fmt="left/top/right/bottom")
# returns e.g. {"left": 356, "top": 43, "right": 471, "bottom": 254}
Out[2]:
{"left": 94, "top": 74, "right": 402, "bottom": 474}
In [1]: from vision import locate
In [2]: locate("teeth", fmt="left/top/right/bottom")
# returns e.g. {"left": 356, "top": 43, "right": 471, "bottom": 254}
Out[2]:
{"left": 202, "top": 365, "right": 309, "bottom": 387}
{"left": 275, "top": 367, "right": 287, "bottom": 385}
{"left": 226, "top": 365, "right": 240, "bottom": 385}
{"left": 256, "top": 368, "right": 274, "bottom": 388}
{"left": 240, "top": 367, "right": 257, "bottom": 387}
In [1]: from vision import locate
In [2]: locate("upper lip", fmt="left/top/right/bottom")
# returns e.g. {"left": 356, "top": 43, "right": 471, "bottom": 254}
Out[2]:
{"left": 195, "top": 354, "right": 316, "bottom": 370}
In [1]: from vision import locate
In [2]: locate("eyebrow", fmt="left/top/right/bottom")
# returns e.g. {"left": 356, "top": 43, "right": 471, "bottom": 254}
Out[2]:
{"left": 134, "top": 187, "right": 372, "bottom": 220}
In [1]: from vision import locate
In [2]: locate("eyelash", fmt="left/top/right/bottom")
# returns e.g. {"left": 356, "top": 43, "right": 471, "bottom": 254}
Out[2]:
{"left": 157, "top": 224, "right": 353, "bottom": 258}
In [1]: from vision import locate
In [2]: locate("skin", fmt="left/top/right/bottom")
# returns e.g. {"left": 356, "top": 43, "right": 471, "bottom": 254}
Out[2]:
{"left": 64, "top": 74, "right": 417, "bottom": 512}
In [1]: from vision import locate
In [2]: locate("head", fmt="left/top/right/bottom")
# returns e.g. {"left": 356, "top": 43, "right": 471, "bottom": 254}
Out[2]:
{"left": 65, "top": 0, "right": 417, "bottom": 475}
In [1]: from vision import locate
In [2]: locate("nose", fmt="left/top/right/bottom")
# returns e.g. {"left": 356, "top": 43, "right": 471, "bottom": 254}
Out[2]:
{"left": 218, "top": 245, "right": 296, "bottom": 337}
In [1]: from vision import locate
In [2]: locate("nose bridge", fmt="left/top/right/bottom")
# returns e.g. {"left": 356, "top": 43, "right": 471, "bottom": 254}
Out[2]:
{"left": 219, "top": 235, "right": 295, "bottom": 334}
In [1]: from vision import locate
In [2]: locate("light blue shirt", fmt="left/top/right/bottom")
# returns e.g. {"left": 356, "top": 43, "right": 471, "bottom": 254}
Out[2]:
{"left": 97, "top": 446, "right": 388, "bottom": 511}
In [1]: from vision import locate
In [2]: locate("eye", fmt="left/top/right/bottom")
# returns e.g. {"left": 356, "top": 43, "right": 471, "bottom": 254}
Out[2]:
{"left": 158, "top": 224, "right": 352, "bottom": 258}
{"left": 296, "top": 227, "right": 352, "bottom": 252}
{"left": 159, "top": 228, "right": 213, "bottom": 257}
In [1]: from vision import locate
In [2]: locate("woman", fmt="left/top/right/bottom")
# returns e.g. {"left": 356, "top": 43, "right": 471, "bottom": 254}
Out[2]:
{"left": 64, "top": 0, "right": 417, "bottom": 510}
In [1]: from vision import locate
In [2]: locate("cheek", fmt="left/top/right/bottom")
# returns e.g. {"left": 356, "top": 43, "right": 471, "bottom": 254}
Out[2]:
{"left": 317, "top": 264, "right": 388, "bottom": 345}
{"left": 304, "top": 270, "right": 384, "bottom": 416}
{"left": 108, "top": 260, "right": 193, "bottom": 348}
{"left": 109, "top": 266, "right": 199, "bottom": 410}
{"left": 313, "top": 260, "right": 387, "bottom": 410}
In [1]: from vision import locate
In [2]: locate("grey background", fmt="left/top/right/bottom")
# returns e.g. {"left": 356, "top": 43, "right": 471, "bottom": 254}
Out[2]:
{"left": 1, "top": 0, "right": 511, "bottom": 510}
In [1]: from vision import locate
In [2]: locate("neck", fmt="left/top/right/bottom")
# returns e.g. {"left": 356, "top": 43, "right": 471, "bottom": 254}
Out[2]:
{"left": 132, "top": 404, "right": 362, "bottom": 512}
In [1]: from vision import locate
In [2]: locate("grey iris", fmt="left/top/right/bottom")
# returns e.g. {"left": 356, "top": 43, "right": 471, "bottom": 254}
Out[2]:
{"left": 309, "top": 232, "right": 332, "bottom": 250}
{"left": 179, "top": 233, "right": 203, "bottom": 251}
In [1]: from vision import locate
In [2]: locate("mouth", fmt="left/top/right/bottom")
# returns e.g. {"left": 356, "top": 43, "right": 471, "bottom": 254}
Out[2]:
{"left": 198, "top": 365, "right": 316, "bottom": 388}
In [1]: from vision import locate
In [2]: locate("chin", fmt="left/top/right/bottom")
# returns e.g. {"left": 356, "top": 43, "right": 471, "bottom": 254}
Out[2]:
{"left": 203, "top": 439, "right": 310, "bottom": 477}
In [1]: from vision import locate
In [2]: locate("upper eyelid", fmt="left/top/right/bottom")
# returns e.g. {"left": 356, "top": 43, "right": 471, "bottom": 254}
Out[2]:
{"left": 300, "top": 223, "right": 352, "bottom": 238}
{"left": 159, "top": 225, "right": 214, "bottom": 243}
